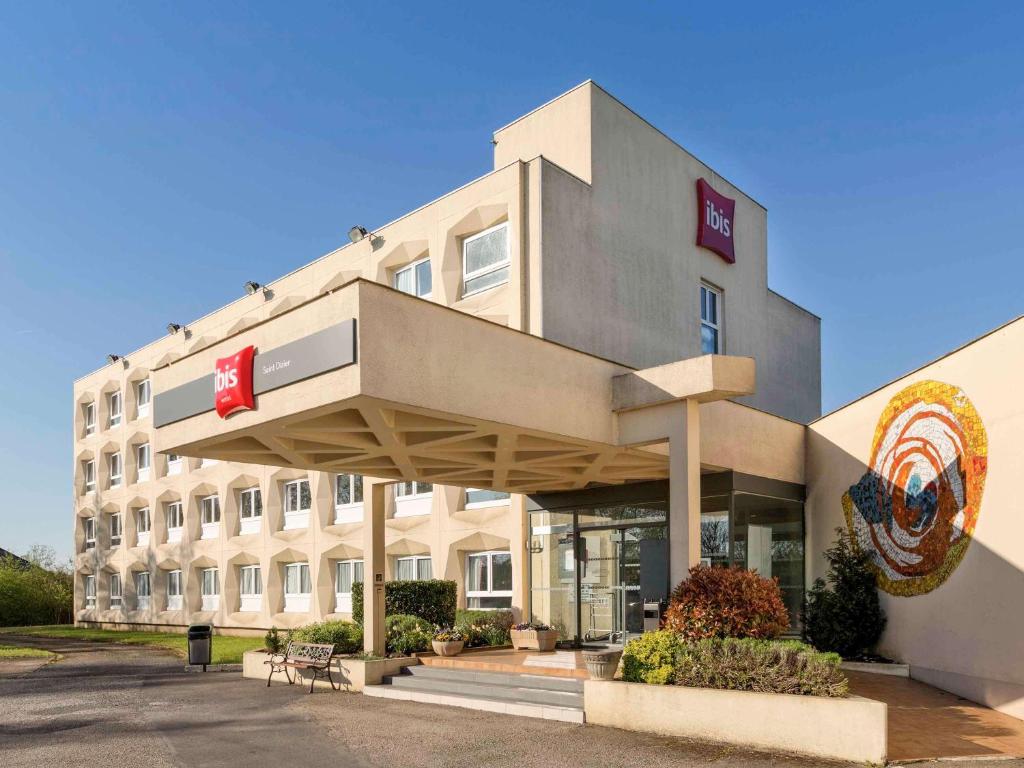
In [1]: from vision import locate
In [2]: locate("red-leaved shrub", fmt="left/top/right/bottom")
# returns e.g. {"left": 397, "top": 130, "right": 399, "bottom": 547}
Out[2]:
{"left": 663, "top": 565, "right": 789, "bottom": 641}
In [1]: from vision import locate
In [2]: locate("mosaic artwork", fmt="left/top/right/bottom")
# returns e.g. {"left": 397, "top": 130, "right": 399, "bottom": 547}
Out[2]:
{"left": 842, "top": 380, "right": 988, "bottom": 596}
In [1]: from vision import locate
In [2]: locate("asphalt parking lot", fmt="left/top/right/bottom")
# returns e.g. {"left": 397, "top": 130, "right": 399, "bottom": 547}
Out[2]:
{"left": 1, "top": 635, "right": 1022, "bottom": 768}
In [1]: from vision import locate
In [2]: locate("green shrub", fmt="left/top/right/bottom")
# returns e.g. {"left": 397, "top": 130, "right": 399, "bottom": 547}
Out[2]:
{"left": 663, "top": 565, "right": 790, "bottom": 641}
{"left": 385, "top": 614, "right": 433, "bottom": 656}
{"left": 352, "top": 580, "right": 457, "bottom": 628}
{"left": 454, "top": 609, "right": 514, "bottom": 647}
{"left": 621, "top": 630, "right": 685, "bottom": 685}
{"left": 288, "top": 620, "right": 363, "bottom": 654}
{"left": 264, "top": 626, "right": 283, "bottom": 654}
{"left": 0, "top": 547, "right": 73, "bottom": 627}
{"left": 803, "top": 527, "right": 887, "bottom": 658}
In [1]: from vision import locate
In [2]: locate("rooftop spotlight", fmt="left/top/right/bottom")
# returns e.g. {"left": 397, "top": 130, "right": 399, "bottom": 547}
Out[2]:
{"left": 243, "top": 280, "right": 262, "bottom": 295}
{"left": 166, "top": 323, "right": 182, "bottom": 335}
{"left": 106, "top": 354, "right": 121, "bottom": 365}
{"left": 348, "top": 225, "right": 370, "bottom": 244}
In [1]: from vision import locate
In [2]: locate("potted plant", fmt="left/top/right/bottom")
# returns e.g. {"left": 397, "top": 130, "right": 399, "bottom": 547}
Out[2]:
{"left": 431, "top": 628, "right": 466, "bottom": 657}
{"left": 510, "top": 622, "right": 558, "bottom": 652}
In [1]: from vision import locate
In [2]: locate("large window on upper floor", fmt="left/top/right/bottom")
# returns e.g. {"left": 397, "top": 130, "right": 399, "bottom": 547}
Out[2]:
{"left": 239, "top": 487, "right": 262, "bottom": 535}
{"left": 108, "top": 391, "right": 123, "bottom": 428}
{"left": 283, "top": 479, "right": 311, "bottom": 530}
{"left": 83, "top": 460, "right": 96, "bottom": 493}
{"left": 166, "top": 502, "right": 184, "bottom": 543}
{"left": 137, "top": 444, "right": 151, "bottom": 482}
{"left": 700, "top": 283, "right": 722, "bottom": 355}
{"left": 334, "top": 474, "right": 363, "bottom": 524}
{"left": 109, "top": 513, "right": 123, "bottom": 547}
{"left": 393, "top": 257, "right": 432, "bottom": 299}
{"left": 166, "top": 453, "right": 183, "bottom": 476}
{"left": 462, "top": 222, "right": 509, "bottom": 297}
{"left": 109, "top": 452, "right": 123, "bottom": 488}
{"left": 83, "top": 517, "right": 97, "bottom": 550}
{"left": 136, "top": 508, "right": 151, "bottom": 546}
{"left": 84, "top": 575, "right": 96, "bottom": 608}
{"left": 83, "top": 402, "right": 96, "bottom": 436}
{"left": 136, "top": 379, "right": 151, "bottom": 418}
{"left": 200, "top": 495, "right": 220, "bottom": 539}
{"left": 239, "top": 565, "right": 262, "bottom": 612}
{"left": 135, "top": 571, "right": 151, "bottom": 610}
{"left": 166, "top": 570, "right": 182, "bottom": 610}
{"left": 466, "top": 550, "right": 513, "bottom": 609}
{"left": 465, "top": 488, "right": 511, "bottom": 509}
{"left": 394, "top": 481, "right": 432, "bottom": 519}
{"left": 395, "top": 555, "right": 432, "bottom": 581}
{"left": 200, "top": 568, "right": 219, "bottom": 611}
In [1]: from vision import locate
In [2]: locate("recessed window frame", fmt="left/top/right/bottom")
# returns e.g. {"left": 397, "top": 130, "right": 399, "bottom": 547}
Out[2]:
{"left": 394, "top": 555, "right": 432, "bottom": 581}
{"left": 461, "top": 222, "right": 510, "bottom": 298}
{"left": 283, "top": 562, "right": 312, "bottom": 612}
{"left": 109, "top": 512, "right": 123, "bottom": 547}
{"left": 109, "top": 573, "right": 123, "bottom": 609}
{"left": 334, "top": 474, "right": 363, "bottom": 523}
{"left": 239, "top": 487, "right": 263, "bottom": 535}
{"left": 135, "top": 571, "right": 151, "bottom": 610}
{"left": 700, "top": 282, "right": 723, "bottom": 355}
{"left": 109, "top": 451, "right": 123, "bottom": 488}
{"left": 200, "top": 567, "right": 219, "bottom": 611}
{"left": 334, "top": 559, "right": 364, "bottom": 613}
{"left": 166, "top": 453, "right": 183, "bottom": 476}
{"left": 166, "top": 501, "right": 184, "bottom": 543}
{"left": 239, "top": 565, "right": 262, "bottom": 612}
{"left": 283, "top": 479, "right": 311, "bottom": 530}
{"left": 84, "top": 517, "right": 97, "bottom": 549}
{"left": 109, "top": 390, "right": 123, "bottom": 428}
{"left": 84, "top": 402, "right": 96, "bottom": 436}
{"left": 137, "top": 443, "right": 151, "bottom": 482}
{"left": 83, "top": 459, "right": 96, "bottom": 493}
{"left": 166, "top": 569, "right": 182, "bottom": 610}
{"left": 393, "top": 256, "right": 432, "bottom": 299}
{"left": 200, "top": 494, "right": 220, "bottom": 539}
{"left": 465, "top": 550, "right": 513, "bottom": 610}
{"left": 136, "top": 507, "right": 151, "bottom": 546}
{"left": 136, "top": 379, "right": 151, "bottom": 417}
{"left": 465, "top": 488, "right": 511, "bottom": 510}
{"left": 84, "top": 574, "right": 96, "bottom": 608}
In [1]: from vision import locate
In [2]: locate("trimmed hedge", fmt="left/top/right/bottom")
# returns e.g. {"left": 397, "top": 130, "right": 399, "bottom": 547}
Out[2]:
{"left": 455, "top": 609, "right": 514, "bottom": 647}
{"left": 352, "top": 579, "right": 457, "bottom": 628}
{"left": 622, "top": 631, "right": 848, "bottom": 698}
{"left": 663, "top": 565, "right": 790, "bottom": 640}
{"left": 287, "top": 620, "right": 363, "bottom": 654}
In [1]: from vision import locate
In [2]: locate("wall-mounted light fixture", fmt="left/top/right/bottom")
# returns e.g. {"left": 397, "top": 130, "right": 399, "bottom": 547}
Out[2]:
{"left": 243, "top": 280, "right": 262, "bottom": 295}
{"left": 105, "top": 354, "right": 121, "bottom": 365}
{"left": 348, "top": 225, "right": 370, "bottom": 244}
{"left": 166, "top": 323, "right": 182, "bottom": 335}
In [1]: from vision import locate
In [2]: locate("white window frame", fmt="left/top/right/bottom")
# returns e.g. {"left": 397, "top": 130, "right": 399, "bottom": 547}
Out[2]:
{"left": 84, "top": 517, "right": 97, "bottom": 549}
{"left": 283, "top": 479, "right": 311, "bottom": 530}
{"left": 109, "top": 573, "right": 123, "bottom": 609}
{"left": 109, "top": 451, "right": 123, "bottom": 488}
{"left": 136, "top": 379, "right": 151, "bottom": 418}
{"left": 109, "top": 512, "right": 123, "bottom": 547}
{"left": 239, "top": 487, "right": 262, "bottom": 535}
{"left": 700, "top": 282, "right": 722, "bottom": 355}
{"left": 166, "top": 453, "right": 183, "bottom": 476}
{"left": 84, "top": 575, "right": 96, "bottom": 608}
{"left": 239, "top": 565, "right": 262, "bottom": 612}
{"left": 137, "top": 443, "right": 151, "bottom": 482}
{"left": 166, "top": 569, "right": 182, "bottom": 611}
{"left": 135, "top": 571, "right": 151, "bottom": 610}
{"left": 83, "top": 459, "right": 96, "bottom": 493}
{"left": 166, "top": 501, "right": 183, "bottom": 543}
{"left": 394, "top": 555, "right": 432, "bottom": 582}
{"left": 200, "top": 495, "right": 220, "bottom": 539}
{"left": 394, "top": 481, "right": 432, "bottom": 518}
{"left": 109, "top": 390, "right": 123, "bottom": 427}
{"left": 465, "top": 550, "right": 513, "bottom": 610}
{"left": 465, "top": 488, "right": 511, "bottom": 510}
{"left": 334, "top": 559, "right": 364, "bottom": 614}
{"left": 200, "top": 568, "right": 219, "bottom": 611}
{"left": 283, "top": 562, "right": 312, "bottom": 613}
{"left": 462, "top": 222, "right": 510, "bottom": 298}
{"left": 200, "top": 457, "right": 219, "bottom": 468}
{"left": 136, "top": 507, "right": 151, "bottom": 546}
{"left": 393, "top": 256, "right": 432, "bottom": 299}
{"left": 84, "top": 402, "right": 96, "bottom": 436}
{"left": 334, "top": 474, "right": 363, "bottom": 524}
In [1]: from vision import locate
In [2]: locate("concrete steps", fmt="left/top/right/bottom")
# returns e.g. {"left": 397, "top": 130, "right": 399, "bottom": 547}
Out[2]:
{"left": 363, "top": 664, "right": 586, "bottom": 723}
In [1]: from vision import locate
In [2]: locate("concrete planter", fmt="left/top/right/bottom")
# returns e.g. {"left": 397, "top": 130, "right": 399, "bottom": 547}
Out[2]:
{"left": 582, "top": 649, "right": 622, "bottom": 680}
{"left": 584, "top": 680, "right": 886, "bottom": 764}
{"left": 510, "top": 629, "right": 558, "bottom": 652}
{"left": 431, "top": 639, "right": 464, "bottom": 657}
{"left": 243, "top": 650, "right": 418, "bottom": 692}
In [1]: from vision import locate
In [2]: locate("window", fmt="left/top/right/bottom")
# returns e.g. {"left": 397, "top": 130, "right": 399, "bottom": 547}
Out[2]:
{"left": 334, "top": 474, "right": 363, "bottom": 523}
{"left": 283, "top": 479, "right": 311, "bottom": 530}
{"left": 137, "top": 443, "right": 151, "bottom": 482}
{"left": 135, "top": 571, "right": 151, "bottom": 610}
{"left": 395, "top": 555, "right": 432, "bottom": 581}
{"left": 166, "top": 570, "right": 182, "bottom": 610}
{"left": 395, "top": 481, "right": 432, "bottom": 498}
{"left": 84, "top": 402, "right": 96, "bottom": 436}
{"left": 109, "top": 452, "right": 123, "bottom": 488}
{"left": 284, "top": 563, "right": 312, "bottom": 612}
{"left": 83, "top": 459, "right": 96, "bottom": 493}
{"left": 84, "top": 517, "right": 97, "bottom": 549}
{"left": 334, "top": 559, "right": 363, "bottom": 613}
{"left": 200, "top": 568, "right": 219, "bottom": 611}
{"left": 167, "top": 454, "right": 183, "bottom": 476}
{"left": 109, "top": 513, "right": 123, "bottom": 547}
{"left": 84, "top": 575, "right": 96, "bottom": 608}
{"left": 110, "top": 573, "right": 122, "bottom": 609}
{"left": 166, "top": 501, "right": 183, "bottom": 543}
{"left": 239, "top": 487, "right": 262, "bottom": 535}
{"left": 700, "top": 283, "right": 722, "bottom": 354}
{"left": 109, "top": 390, "right": 123, "bottom": 427}
{"left": 200, "top": 495, "right": 220, "bottom": 539}
{"left": 136, "top": 508, "right": 151, "bottom": 546}
{"left": 239, "top": 565, "right": 262, "bottom": 612}
{"left": 465, "top": 488, "right": 510, "bottom": 509}
{"left": 394, "top": 481, "right": 432, "bottom": 518}
{"left": 466, "top": 550, "right": 513, "bottom": 609}
{"left": 200, "top": 457, "right": 219, "bottom": 468}
{"left": 462, "top": 222, "right": 509, "bottom": 297}
{"left": 136, "top": 379, "right": 151, "bottom": 417}
{"left": 393, "top": 257, "right": 432, "bottom": 298}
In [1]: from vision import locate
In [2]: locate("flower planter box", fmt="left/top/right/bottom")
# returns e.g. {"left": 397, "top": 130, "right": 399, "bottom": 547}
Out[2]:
{"left": 510, "top": 628, "right": 558, "bottom": 652}
{"left": 242, "top": 650, "right": 417, "bottom": 692}
{"left": 584, "top": 680, "right": 887, "bottom": 764}
{"left": 431, "top": 639, "right": 464, "bottom": 657}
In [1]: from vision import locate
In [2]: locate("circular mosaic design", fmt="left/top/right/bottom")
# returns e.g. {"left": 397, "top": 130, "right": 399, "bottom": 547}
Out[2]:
{"left": 842, "top": 380, "right": 988, "bottom": 596}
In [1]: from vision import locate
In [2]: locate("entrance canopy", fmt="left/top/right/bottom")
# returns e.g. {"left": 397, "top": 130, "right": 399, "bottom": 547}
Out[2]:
{"left": 152, "top": 280, "right": 756, "bottom": 494}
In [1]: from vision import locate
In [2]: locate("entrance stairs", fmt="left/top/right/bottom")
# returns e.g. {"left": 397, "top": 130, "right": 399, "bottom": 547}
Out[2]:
{"left": 363, "top": 663, "right": 586, "bottom": 723}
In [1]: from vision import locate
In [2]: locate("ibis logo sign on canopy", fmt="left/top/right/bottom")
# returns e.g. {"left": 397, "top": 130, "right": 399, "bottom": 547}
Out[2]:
{"left": 214, "top": 345, "right": 255, "bottom": 418}
{"left": 696, "top": 178, "right": 736, "bottom": 264}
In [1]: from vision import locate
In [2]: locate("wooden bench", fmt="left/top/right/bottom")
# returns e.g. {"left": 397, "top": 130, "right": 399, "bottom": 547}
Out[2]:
{"left": 265, "top": 642, "right": 338, "bottom": 693}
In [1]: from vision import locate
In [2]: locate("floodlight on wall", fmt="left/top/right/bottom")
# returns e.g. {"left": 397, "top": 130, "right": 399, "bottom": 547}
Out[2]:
{"left": 166, "top": 323, "right": 182, "bottom": 335}
{"left": 243, "top": 280, "right": 262, "bottom": 295}
{"left": 106, "top": 354, "right": 121, "bottom": 365}
{"left": 348, "top": 225, "right": 370, "bottom": 244}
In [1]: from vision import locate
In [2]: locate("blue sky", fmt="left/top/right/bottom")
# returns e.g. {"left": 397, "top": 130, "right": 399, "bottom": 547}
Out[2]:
{"left": 1, "top": 2, "right": 1021, "bottom": 561}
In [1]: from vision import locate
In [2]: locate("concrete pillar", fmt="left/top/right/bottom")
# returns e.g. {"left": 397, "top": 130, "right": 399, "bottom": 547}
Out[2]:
{"left": 668, "top": 399, "right": 701, "bottom": 590}
{"left": 362, "top": 480, "right": 387, "bottom": 656}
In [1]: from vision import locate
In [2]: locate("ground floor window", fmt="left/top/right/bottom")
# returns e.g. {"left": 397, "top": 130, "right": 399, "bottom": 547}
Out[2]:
{"left": 84, "top": 575, "right": 96, "bottom": 608}
{"left": 395, "top": 555, "right": 431, "bottom": 581}
{"left": 239, "top": 565, "right": 261, "bottom": 612}
{"left": 135, "top": 571, "right": 151, "bottom": 610}
{"left": 110, "top": 573, "right": 122, "bottom": 609}
{"left": 284, "top": 563, "right": 311, "bottom": 612}
{"left": 166, "top": 570, "right": 182, "bottom": 610}
{"left": 466, "top": 551, "right": 512, "bottom": 609}
{"left": 335, "top": 559, "right": 363, "bottom": 613}
{"left": 200, "top": 568, "right": 219, "bottom": 611}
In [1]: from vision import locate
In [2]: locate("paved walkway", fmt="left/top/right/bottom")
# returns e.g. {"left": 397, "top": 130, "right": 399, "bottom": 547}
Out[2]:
{"left": 848, "top": 670, "right": 1024, "bottom": 761}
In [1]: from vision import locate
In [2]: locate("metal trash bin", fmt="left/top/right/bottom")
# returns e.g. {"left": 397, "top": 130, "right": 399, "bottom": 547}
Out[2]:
{"left": 643, "top": 602, "right": 662, "bottom": 633}
{"left": 187, "top": 624, "right": 212, "bottom": 670}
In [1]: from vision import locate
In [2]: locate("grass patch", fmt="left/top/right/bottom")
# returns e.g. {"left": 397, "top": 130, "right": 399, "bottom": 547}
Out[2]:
{"left": 0, "top": 626, "right": 264, "bottom": 665}
{"left": 0, "top": 644, "right": 55, "bottom": 659}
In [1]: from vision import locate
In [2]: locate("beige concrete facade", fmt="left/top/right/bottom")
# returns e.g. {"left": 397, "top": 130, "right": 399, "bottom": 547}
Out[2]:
{"left": 71, "top": 81, "right": 818, "bottom": 637}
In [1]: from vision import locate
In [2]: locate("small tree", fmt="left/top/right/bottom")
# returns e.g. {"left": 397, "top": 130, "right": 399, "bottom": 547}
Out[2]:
{"left": 802, "top": 527, "right": 886, "bottom": 658}
{"left": 663, "top": 565, "right": 790, "bottom": 641}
